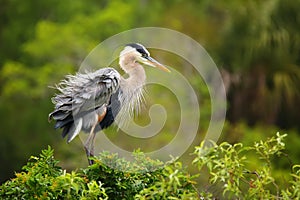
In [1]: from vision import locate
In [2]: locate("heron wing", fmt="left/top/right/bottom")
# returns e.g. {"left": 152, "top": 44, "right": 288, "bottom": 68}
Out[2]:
{"left": 49, "top": 67, "right": 121, "bottom": 142}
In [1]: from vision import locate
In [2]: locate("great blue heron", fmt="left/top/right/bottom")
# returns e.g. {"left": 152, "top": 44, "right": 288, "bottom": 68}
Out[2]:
{"left": 49, "top": 43, "right": 170, "bottom": 164}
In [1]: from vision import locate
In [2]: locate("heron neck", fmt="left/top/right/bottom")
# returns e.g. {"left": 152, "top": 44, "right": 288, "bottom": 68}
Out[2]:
{"left": 124, "top": 65, "right": 146, "bottom": 90}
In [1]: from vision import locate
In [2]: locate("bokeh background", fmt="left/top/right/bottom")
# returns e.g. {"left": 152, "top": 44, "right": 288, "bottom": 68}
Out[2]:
{"left": 1, "top": 0, "right": 300, "bottom": 184}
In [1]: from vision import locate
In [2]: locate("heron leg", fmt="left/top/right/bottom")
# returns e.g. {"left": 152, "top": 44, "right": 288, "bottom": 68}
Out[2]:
{"left": 89, "top": 128, "right": 97, "bottom": 158}
{"left": 84, "top": 123, "right": 97, "bottom": 165}
{"left": 84, "top": 108, "right": 107, "bottom": 165}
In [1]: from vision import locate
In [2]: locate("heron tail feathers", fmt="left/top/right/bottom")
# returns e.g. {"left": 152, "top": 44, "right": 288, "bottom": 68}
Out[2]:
{"left": 67, "top": 118, "right": 83, "bottom": 143}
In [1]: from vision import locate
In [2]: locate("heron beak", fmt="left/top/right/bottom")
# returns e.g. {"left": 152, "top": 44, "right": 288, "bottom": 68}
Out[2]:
{"left": 142, "top": 56, "right": 171, "bottom": 72}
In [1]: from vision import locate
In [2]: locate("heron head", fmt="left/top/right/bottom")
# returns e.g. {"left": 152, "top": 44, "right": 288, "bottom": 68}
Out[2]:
{"left": 119, "top": 43, "right": 170, "bottom": 73}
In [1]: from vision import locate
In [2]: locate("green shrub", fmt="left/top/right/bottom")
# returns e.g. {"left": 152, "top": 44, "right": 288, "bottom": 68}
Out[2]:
{"left": 1, "top": 133, "right": 300, "bottom": 199}
{"left": 193, "top": 132, "right": 300, "bottom": 199}
{"left": 0, "top": 146, "right": 107, "bottom": 199}
{"left": 0, "top": 147, "right": 195, "bottom": 199}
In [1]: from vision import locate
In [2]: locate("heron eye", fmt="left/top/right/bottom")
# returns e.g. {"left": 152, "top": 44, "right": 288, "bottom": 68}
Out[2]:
{"left": 141, "top": 53, "right": 148, "bottom": 58}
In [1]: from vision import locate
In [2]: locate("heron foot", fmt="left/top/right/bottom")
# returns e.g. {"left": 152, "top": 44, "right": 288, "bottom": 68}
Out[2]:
{"left": 84, "top": 146, "right": 95, "bottom": 165}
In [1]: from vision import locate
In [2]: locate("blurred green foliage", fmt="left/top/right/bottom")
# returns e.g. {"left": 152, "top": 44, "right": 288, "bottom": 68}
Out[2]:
{"left": 0, "top": 0, "right": 300, "bottom": 192}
